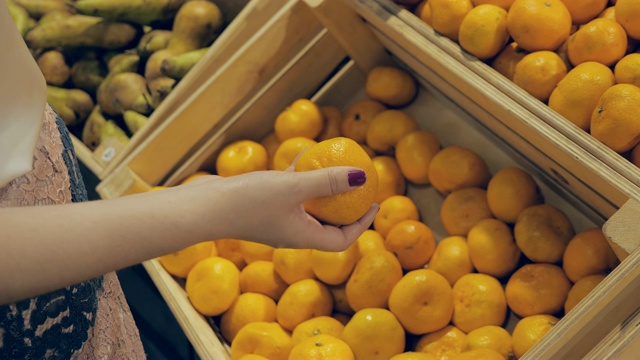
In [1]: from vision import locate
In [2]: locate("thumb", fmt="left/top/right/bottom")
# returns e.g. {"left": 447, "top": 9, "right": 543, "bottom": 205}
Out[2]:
{"left": 294, "top": 166, "right": 368, "bottom": 201}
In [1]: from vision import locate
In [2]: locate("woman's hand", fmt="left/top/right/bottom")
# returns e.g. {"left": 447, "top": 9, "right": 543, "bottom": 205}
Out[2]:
{"left": 177, "top": 166, "right": 379, "bottom": 251}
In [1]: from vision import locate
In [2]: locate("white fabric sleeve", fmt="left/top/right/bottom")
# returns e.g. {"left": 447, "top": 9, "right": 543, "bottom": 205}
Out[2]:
{"left": 0, "top": 1, "right": 48, "bottom": 188}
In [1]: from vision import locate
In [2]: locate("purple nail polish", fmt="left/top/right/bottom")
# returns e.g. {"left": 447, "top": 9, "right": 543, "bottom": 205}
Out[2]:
{"left": 348, "top": 170, "right": 367, "bottom": 187}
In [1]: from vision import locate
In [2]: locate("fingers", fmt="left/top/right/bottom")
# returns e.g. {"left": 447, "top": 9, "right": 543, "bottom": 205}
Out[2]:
{"left": 294, "top": 166, "right": 369, "bottom": 200}
{"left": 309, "top": 203, "right": 380, "bottom": 252}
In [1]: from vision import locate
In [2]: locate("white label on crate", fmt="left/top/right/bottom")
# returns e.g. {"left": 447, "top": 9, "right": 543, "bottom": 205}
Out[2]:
{"left": 101, "top": 146, "right": 116, "bottom": 163}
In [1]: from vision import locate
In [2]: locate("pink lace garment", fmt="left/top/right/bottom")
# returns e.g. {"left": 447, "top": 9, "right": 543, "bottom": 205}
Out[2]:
{"left": 0, "top": 105, "right": 145, "bottom": 359}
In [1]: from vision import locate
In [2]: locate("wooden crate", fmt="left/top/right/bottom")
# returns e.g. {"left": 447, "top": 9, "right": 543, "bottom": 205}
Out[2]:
{"left": 96, "top": 0, "right": 350, "bottom": 197}
{"left": 362, "top": 0, "right": 640, "bottom": 193}
{"left": 73, "top": 0, "right": 274, "bottom": 180}
{"left": 103, "top": 0, "right": 640, "bottom": 359}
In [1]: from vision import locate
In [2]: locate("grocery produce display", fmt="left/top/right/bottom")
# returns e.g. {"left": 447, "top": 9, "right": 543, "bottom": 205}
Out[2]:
{"left": 393, "top": 0, "right": 640, "bottom": 168}
{"left": 6, "top": 0, "right": 227, "bottom": 160}
{"left": 154, "top": 65, "right": 619, "bottom": 359}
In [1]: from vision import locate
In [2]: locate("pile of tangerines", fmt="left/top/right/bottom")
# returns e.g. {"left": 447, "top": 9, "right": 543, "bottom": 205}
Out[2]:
{"left": 155, "top": 65, "right": 619, "bottom": 360}
{"left": 400, "top": 0, "right": 640, "bottom": 166}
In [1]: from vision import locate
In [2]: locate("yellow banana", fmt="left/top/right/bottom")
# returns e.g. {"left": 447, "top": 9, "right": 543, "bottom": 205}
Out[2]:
{"left": 82, "top": 105, "right": 107, "bottom": 150}
{"left": 74, "top": 0, "right": 187, "bottom": 25}
{"left": 25, "top": 15, "right": 141, "bottom": 50}
{"left": 47, "top": 86, "right": 94, "bottom": 127}
{"left": 160, "top": 47, "right": 208, "bottom": 80}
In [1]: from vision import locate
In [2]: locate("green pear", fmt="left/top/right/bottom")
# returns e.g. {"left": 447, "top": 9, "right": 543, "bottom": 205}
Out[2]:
{"left": 82, "top": 105, "right": 107, "bottom": 150}
{"left": 123, "top": 110, "right": 150, "bottom": 134}
{"left": 97, "top": 72, "right": 152, "bottom": 116}
{"left": 47, "top": 86, "right": 94, "bottom": 126}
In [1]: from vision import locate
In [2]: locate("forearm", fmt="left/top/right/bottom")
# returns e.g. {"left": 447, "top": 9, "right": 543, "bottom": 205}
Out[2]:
{"left": 0, "top": 187, "right": 214, "bottom": 305}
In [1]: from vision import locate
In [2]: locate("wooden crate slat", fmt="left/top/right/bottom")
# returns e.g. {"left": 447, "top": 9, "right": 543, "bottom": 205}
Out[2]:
{"left": 124, "top": 0, "right": 327, "bottom": 187}
{"left": 368, "top": 0, "right": 640, "bottom": 191}
{"left": 165, "top": 30, "right": 349, "bottom": 185}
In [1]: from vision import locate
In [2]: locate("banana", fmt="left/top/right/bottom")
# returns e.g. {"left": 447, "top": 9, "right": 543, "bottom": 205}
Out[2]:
{"left": 71, "top": 59, "right": 107, "bottom": 94}
{"left": 161, "top": 47, "right": 208, "bottom": 80}
{"left": 47, "top": 86, "right": 95, "bottom": 127}
{"left": 137, "top": 30, "right": 173, "bottom": 58}
{"left": 97, "top": 72, "right": 153, "bottom": 116}
{"left": 123, "top": 110, "right": 150, "bottom": 134}
{"left": 12, "top": 0, "right": 70, "bottom": 19}
{"left": 36, "top": 50, "right": 70, "bottom": 86}
{"left": 24, "top": 15, "right": 141, "bottom": 50}
{"left": 6, "top": 0, "right": 36, "bottom": 36}
{"left": 74, "top": 0, "right": 187, "bottom": 26}
{"left": 82, "top": 105, "right": 107, "bottom": 150}
{"left": 100, "top": 120, "right": 130, "bottom": 146}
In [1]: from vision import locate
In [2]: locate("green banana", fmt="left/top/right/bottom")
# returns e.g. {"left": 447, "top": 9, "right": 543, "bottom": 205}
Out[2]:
{"left": 6, "top": 0, "right": 36, "bottom": 36}
{"left": 100, "top": 120, "right": 130, "bottom": 146}
{"left": 137, "top": 30, "right": 173, "bottom": 58}
{"left": 82, "top": 105, "right": 107, "bottom": 150}
{"left": 24, "top": 15, "right": 141, "bottom": 50}
{"left": 12, "top": 0, "right": 70, "bottom": 19}
{"left": 161, "top": 47, "right": 208, "bottom": 80}
{"left": 123, "top": 110, "right": 150, "bottom": 134}
{"left": 47, "top": 86, "right": 95, "bottom": 127}
{"left": 74, "top": 0, "right": 187, "bottom": 26}
{"left": 71, "top": 59, "right": 107, "bottom": 94}
{"left": 97, "top": 72, "right": 153, "bottom": 116}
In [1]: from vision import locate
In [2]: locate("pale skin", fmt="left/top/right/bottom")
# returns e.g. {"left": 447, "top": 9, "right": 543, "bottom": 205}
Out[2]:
{"left": 0, "top": 167, "right": 378, "bottom": 305}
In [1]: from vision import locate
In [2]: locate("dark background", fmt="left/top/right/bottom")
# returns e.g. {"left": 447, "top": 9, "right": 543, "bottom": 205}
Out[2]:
{"left": 79, "top": 162, "right": 199, "bottom": 360}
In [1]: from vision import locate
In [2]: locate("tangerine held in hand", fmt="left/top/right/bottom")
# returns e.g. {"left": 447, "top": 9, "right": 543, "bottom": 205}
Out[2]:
{"left": 294, "top": 137, "right": 378, "bottom": 225}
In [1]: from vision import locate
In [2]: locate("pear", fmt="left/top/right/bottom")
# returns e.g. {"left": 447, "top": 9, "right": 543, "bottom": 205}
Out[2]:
{"left": 47, "top": 86, "right": 94, "bottom": 126}
{"left": 137, "top": 30, "right": 173, "bottom": 58}
{"left": 82, "top": 105, "right": 107, "bottom": 150}
{"left": 6, "top": 0, "right": 36, "bottom": 36}
{"left": 73, "top": 0, "right": 188, "bottom": 26}
{"left": 161, "top": 47, "right": 208, "bottom": 80}
{"left": 25, "top": 15, "right": 141, "bottom": 50}
{"left": 100, "top": 120, "right": 130, "bottom": 146}
{"left": 123, "top": 110, "right": 150, "bottom": 134}
{"left": 12, "top": 0, "right": 71, "bottom": 19}
{"left": 71, "top": 59, "right": 107, "bottom": 95}
{"left": 38, "top": 9, "right": 74, "bottom": 26}
{"left": 147, "top": 77, "right": 176, "bottom": 109}
{"left": 97, "top": 72, "right": 152, "bottom": 116}
{"left": 36, "top": 50, "right": 70, "bottom": 86}
{"left": 107, "top": 52, "right": 140, "bottom": 74}
{"left": 144, "top": 48, "right": 173, "bottom": 82}
{"left": 166, "top": 0, "right": 224, "bottom": 54}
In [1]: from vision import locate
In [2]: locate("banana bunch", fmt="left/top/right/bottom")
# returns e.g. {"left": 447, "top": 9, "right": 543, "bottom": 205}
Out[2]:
{"left": 6, "top": 0, "right": 225, "bottom": 151}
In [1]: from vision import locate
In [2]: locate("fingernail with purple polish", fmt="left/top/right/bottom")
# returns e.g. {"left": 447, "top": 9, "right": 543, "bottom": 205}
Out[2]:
{"left": 348, "top": 170, "right": 367, "bottom": 187}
